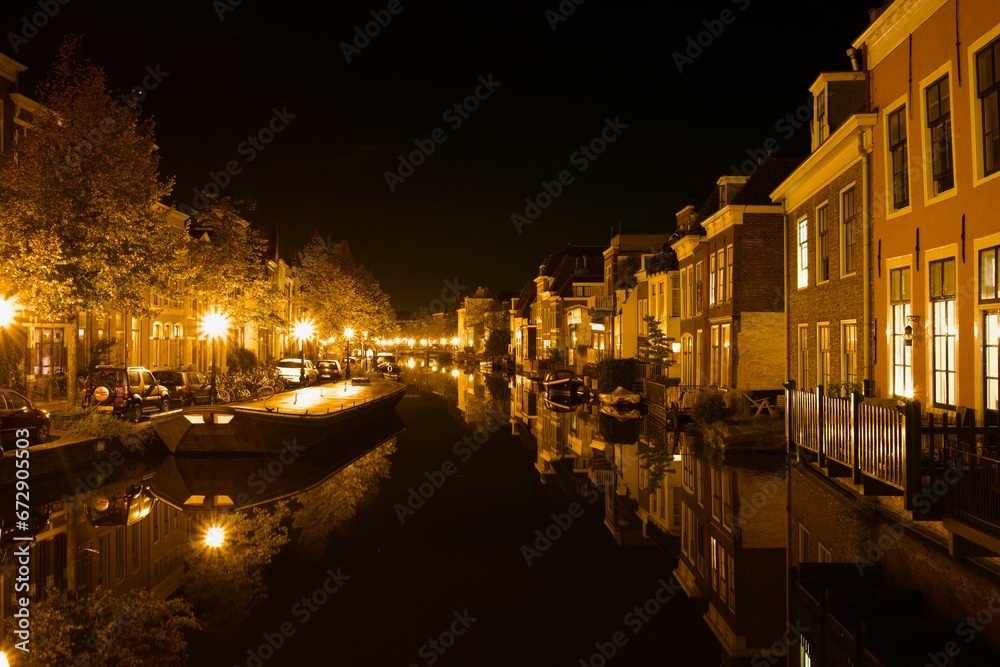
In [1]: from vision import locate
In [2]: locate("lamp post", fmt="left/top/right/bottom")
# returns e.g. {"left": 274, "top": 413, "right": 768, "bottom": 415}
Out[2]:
{"left": 199, "top": 310, "right": 230, "bottom": 405}
{"left": 344, "top": 326, "right": 355, "bottom": 379}
{"left": 293, "top": 319, "right": 315, "bottom": 387}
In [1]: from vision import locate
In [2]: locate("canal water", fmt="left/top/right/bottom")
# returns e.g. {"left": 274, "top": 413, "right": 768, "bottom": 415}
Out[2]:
{"left": 3, "top": 371, "right": 726, "bottom": 666}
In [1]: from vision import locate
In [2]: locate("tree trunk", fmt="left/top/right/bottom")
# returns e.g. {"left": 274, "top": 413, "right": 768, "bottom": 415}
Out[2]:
{"left": 66, "top": 313, "right": 79, "bottom": 407}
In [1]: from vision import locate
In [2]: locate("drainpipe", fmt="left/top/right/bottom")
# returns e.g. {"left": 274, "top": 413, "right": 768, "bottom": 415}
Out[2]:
{"left": 784, "top": 205, "right": 790, "bottom": 385}
{"left": 860, "top": 128, "right": 873, "bottom": 393}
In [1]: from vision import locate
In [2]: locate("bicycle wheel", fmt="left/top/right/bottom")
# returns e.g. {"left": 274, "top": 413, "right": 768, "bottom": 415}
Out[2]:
{"left": 257, "top": 385, "right": 275, "bottom": 400}
{"left": 217, "top": 388, "right": 231, "bottom": 403}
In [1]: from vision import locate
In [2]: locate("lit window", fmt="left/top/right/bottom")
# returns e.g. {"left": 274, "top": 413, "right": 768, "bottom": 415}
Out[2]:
{"left": 890, "top": 267, "right": 913, "bottom": 398}
{"left": 930, "top": 258, "right": 957, "bottom": 408}
{"left": 817, "top": 205, "right": 829, "bottom": 282}
{"left": 817, "top": 324, "right": 831, "bottom": 388}
{"left": 842, "top": 188, "right": 857, "bottom": 274}
{"left": 842, "top": 323, "right": 858, "bottom": 387}
{"left": 798, "top": 218, "right": 809, "bottom": 288}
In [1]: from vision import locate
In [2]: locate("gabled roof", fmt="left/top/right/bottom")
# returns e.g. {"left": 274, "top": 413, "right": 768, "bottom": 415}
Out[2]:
{"left": 548, "top": 253, "right": 604, "bottom": 297}
{"left": 539, "top": 244, "right": 606, "bottom": 276}
{"left": 513, "top": 279, "right": 536, "bottom": 319}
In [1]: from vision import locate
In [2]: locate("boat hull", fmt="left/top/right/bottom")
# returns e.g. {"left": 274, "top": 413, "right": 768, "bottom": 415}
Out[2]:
{"left": 151, "top": 379, "right": 405, "bottom": 454}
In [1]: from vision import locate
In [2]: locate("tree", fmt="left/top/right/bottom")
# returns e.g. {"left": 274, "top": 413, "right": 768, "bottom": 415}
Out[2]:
{"left": 12, "top": 587, "right": 198, "bottom": 666}
{"left": 638, "top": 316, "right": 675, "bottom": 367}
{"left": 177, "top": 196, "right": 284, "bottom": 331}
{"left": 296, "top": 234, "right": 397, "bottom": 343}
{"left": 483, "top": 319, "right": 510, "bottom": 358}
{"left": 0, "top": 38, "right": 180, "bottom": 404}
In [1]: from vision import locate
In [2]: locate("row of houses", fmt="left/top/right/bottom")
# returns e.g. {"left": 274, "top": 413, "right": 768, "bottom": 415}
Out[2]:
{"left": 0, "top": 52, "right": 307, "bottom": 396}
{"left": 508, "top": 0, "right": 999, "bottom": 424}
{"left": 503, "top": 1, "right": 1000, "bottom": 664}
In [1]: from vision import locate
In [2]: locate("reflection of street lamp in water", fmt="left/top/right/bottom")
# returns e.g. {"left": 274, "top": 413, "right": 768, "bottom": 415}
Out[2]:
{"left": 293, "top": 319, "right": 316, "bottom": 387}
{"left": 199, "top": 310, "right": 231, "bottom": 405}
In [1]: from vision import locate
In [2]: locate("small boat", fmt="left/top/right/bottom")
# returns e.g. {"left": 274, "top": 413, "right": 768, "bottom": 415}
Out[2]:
{"left": 599, "top": 386, "right": 642, "bottom": 410}
{"left": 542, "top": 369, "right": 590, "bottom": 399}
{"left": 150, "top": 378, "right": 405, "bottom": 454}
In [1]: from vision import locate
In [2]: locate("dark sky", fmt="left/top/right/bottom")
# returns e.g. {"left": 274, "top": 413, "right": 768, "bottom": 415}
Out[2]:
{"left": 2, "top": 0, "right": 880, "bottom": 311}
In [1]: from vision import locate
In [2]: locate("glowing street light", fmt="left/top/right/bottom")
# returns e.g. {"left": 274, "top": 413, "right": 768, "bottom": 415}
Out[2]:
{"left": 450, "top": 336, "right": 460, "bottom": 347}
{"left": 0, "top": 295, "right": 17, "bottom": 328}
{"left": 344, "top": 326, "right": 355, "bottom": 378}
{"left": 293, "top": 318, "right": 316, "bottom": 387}
{"left": 199, "top": 310, "right": 231, "bottom": 405}
{"left": 0, "top": 650, "right": 11, "bottom": 667}
{"left": 204, "top": 525, "right": 226, "bottom": 548}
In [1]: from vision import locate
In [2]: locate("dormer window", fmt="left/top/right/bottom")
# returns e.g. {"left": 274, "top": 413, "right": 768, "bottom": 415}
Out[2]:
{"left": 816, "top": 90, "right": 827, "bottom": 145}
{"left": 810, "top": 72, "right": 867, "bottom": 152}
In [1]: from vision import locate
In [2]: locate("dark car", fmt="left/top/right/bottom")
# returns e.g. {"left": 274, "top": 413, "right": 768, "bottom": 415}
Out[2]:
{"left": 155, "top": 369, "right": 210, "bottom": 407}
{"left": 82, "top": 366, "right": 171, "bottom": 422}
{"left": 0, "top": 388, "right": 51, "bottom": 449}
{"left": 316, "top": 359, "right": 342, "bottom": 383}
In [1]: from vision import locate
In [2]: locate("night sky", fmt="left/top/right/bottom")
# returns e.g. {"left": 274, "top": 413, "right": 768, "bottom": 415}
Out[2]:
{"left": 2, "top": 0, "right": 879, "bottom": 312}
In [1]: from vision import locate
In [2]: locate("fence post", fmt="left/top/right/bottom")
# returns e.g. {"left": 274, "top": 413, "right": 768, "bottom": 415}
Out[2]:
{"left": 784, "top": 379, "right": 795, "bottom": 447}
{"left": 816, "top": 384, "right": 825, "bottom": 467}
{"left": 903, "top": 400, "right": 922, "bottom": 511}
{"left": 851, "top": 391, "right": 863, "bottom": 485}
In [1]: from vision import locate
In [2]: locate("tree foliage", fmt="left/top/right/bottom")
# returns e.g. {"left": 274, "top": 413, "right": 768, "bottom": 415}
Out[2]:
{"left": 0, "top": 37, "right": 178, "bottom": 321}
{"left": 10, "top": 586, "right": 198, "bottom": 667}
{"left": 296, "top": 233, "right": 397, "bottom": 341}
{"left": 638, "top": 316, "right": 675, "bottom": 366}
{"left": 182, "top": 503, "right": 290, "bottom": 634}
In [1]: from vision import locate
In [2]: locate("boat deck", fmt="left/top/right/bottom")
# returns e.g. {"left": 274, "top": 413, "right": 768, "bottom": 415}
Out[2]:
{"left": 225, "top": 378, "right": 403, "bottom": 416}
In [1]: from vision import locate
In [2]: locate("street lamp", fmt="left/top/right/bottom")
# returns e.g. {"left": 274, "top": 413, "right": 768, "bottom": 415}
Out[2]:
{"left": 204, "top": 524, "right": 226, "bottom": 548}
{"left": 293, "top": 319, "right": 316, "bottom": 387}
{"left": 344, "top": 326, "right": 355, "bottom": 378}
{"left": 199, "top": 310, "right": 231, "bottom": 405}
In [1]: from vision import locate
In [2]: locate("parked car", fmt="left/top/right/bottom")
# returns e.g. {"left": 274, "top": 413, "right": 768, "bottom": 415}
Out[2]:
{"left": 275, "top": 358, "right": 318, "bottom": 387}
{"left": 155, "top": 369, "right": 211, "bottom": 407}
{"left": 82, "top": 366, "right": 171, "bottom": 422}
{"left": 0, "top": 388, "right": 51, "bottom": 448}
{"left": 315, "top": 359, "right": 342, "bottom": 383}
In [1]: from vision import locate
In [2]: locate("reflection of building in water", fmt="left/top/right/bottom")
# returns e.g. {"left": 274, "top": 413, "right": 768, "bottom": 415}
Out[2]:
{"left": 674, "top": 434, "right": 787, "bottom": 666}
{"left": 635, "top": 420, "right": 683, "bottom": 541}
{"left": 1, "top": 488, "right": 192, "bottom": 620}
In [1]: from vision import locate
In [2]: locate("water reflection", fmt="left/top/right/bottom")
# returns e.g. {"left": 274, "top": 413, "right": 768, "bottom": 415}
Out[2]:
{"left": 0, "top": 413, "right": 403, "bottom": 661}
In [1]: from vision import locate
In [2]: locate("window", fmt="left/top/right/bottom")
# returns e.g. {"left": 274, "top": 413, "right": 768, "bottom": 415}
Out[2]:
{"left": 726, "top": 245, "right": 733, "bottom": 302}
{"left": 982, "top": 246, "right": 1000, "bottom": 303}
{"left": 709, "top": 253, "right": 717, "bottom": 306}
{"left": 721, "top": 324, "right": 731, "bottom": 388}
{"left": 798, "top": 325, "right": 810, "bottom": 389}
{"left": 798, "top": 523, "right": 811, "bottom": 562}
{"left": 695, "top": 261, "right": 703, "bottom": 314}
{"left": 718, "top": 542, "right": 729, "bottom": 604}
{"left": 682, "top": 334, "right": 694, "bottom": 385}
{"left": 682, "top": 449, "right": 695, "bottom": 491}
{"left": 985, "top": 312, "right": 999, "bottom": 417}
{"left": 930, "top": 258, "right": 957, "bottom": 407}
{"left": 842, "top": 323, "right": 858, "bottom": 386}
{"left": 717, "top": 248, "right": 726, "bottom": 304}
{"left": 842, "top": 187, "right": 857, "bottom": 274}
{"left": 977, "top": 37, "right": 1000, "bottom": 176}
{"left": 816, "top": 89, "right": 827, "bottom": 145}
{"left": 671, "top": 274, "right": 680, "bottom": 317}
{"left": 711, "top": 326, "right": 721, "bottom": 386}
{"left": 711, "top": 537, "right": 720, "bottom": 591}
{"left": 926, "top": 75, "right": 954, "bottom": 194}
{"left": 818, "top": 324, "right": 831, "bottom": 388}
{"left": 818, "top": 543, "right": 832, "bottom": 563}
{"left": 711, "top": 469, "right": 722, "bottom": 520}
{"left": 727, "top": 553, "right": 736, "bottom": 612}
{"left": 798, "top": 218, "right": 809, "bottom": 288}
{"left": 711, "top": 325, "right": 730, "bottom": 387}
{"left": 890, "top": 267, "right": 913, "bottom": 398}
{"left": 817, "top": 205, "right": 830, "bottom": 282}
{"left": 696, "top": 329, "right": 703, "bottom": 385}
{"left": 889, "top": 107, "right": 909, "bottom": 209}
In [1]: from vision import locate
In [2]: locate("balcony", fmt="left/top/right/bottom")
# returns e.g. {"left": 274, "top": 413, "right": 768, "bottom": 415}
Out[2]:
{"left": 587, "top": 294, "right": 614, "bottom": 314}
{"left": 785, "top": 383, "right": 1000, "bottom": 555}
